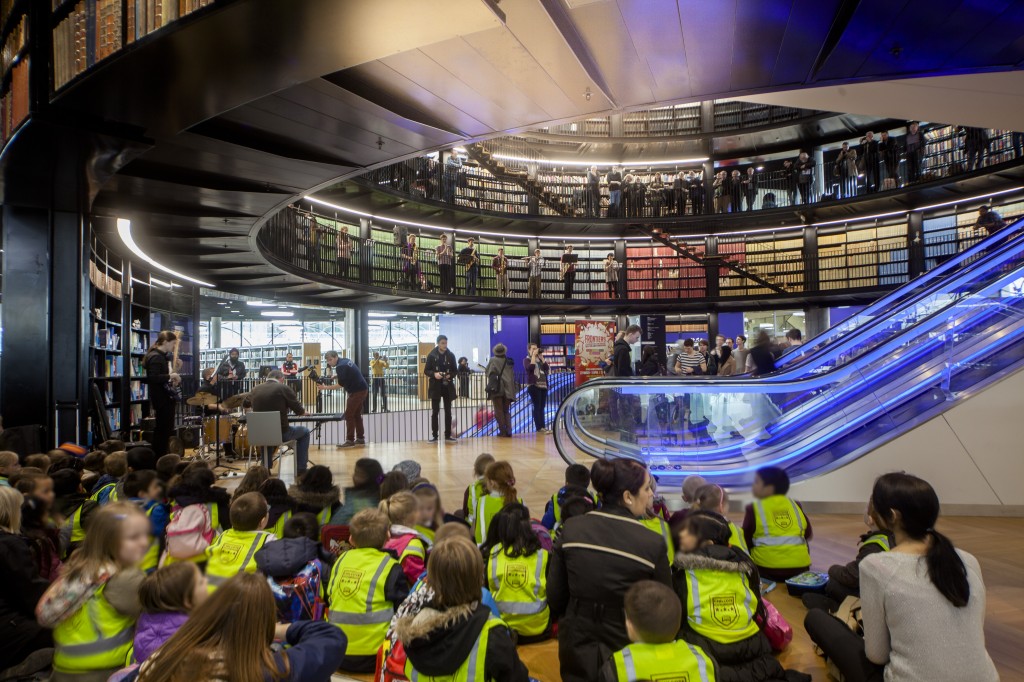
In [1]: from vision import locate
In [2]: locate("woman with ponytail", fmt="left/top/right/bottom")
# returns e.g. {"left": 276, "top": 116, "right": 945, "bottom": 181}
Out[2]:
{"left": 805, "top": 473, "right": 997, "bottom": 682}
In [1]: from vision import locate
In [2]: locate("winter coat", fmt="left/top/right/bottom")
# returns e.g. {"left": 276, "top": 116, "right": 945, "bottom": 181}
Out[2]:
{"left": 396, "top": 602, "right": 528, "bottom": 682}
{"left": 612, "top": 338, "right": 634, "bottom": 377}
{"left": 133, "top": 611, "right": 188, "bottom": 663}
{"left": 484, "top": 353, "right": 517, "bottom": 400}
{"left": 255, "top": 537, "right": 323, "bottom": 579}
{"left": 0, "top": 531, "right": 52, "bottom": 669}
{"left": 287, "top": 484, "right": 341, "bottom": 519}
{"left": 331, "top": 486, "right": 380, "bottom": 525}
{"left": 548, "top": 503, "right": 672, "bottom": 682}
{"left": 674, "top": 545, "right": 792, "bottom": 682}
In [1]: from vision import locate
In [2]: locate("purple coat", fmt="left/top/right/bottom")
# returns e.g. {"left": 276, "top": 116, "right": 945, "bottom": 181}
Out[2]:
{"left": 134, "top": 611, "right": 189, "bottom": 663}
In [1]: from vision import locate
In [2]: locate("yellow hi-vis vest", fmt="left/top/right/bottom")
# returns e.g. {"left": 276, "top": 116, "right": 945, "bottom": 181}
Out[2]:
{"left": 550, "top": 490, "right": 598, "bottom": 528}
{"left": 728, "top": 521, "right": 749, "bottom": 554}
{"left": 487, "top": 545, "right": 549, "bottom": 636}
{"left": 316, "top": 506, "right": 332, "bottom": 527}
{"left": 683, "top": 566, "right": 761, "bottom": 643}
{"left": 89, "top": 482, "right": 119, "bottom": 505}
{"left": 270, "top": 510, "right": 293, "bottom": 539}
{"left": 53, "top": 583, "right": 135, "bottom": 674}
{"left": 750, "top": 495, "right": 810, "bottom": 569}
{"left": 639, "top": 516, "right": 675, "bottom": 567}
{"left": 203, "top": 529, "right": 273, "bottom": 591}
{"left": 327, "top": 547, "right": 400, "bottom": 656}
{"left": 612, "top": 640, "right": 716, "bottom": 682}
{"left": 414, "top": 524, "right": 436, "bottom": 547}
{"left": 473, "top": 494, "right": 522, "bottom": 546}
{"left": 140, "top": 504, "right": 160, "bottom": 573}
{"left": 860, "top": 532, "right": 891, "bottom": 552}
{"left": 163, "top": 502, "right": 222, "bottom": 566}
{"left": 404, "top": 617, "right": 507, "bottom": 682}
{"left": 465, "top": 479, "right": 486, "bottom": 525}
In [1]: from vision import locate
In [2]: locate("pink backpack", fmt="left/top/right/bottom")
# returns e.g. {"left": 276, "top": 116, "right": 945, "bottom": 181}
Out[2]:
{"left": 165, "top": 503, "right": 215, "bottom": 560}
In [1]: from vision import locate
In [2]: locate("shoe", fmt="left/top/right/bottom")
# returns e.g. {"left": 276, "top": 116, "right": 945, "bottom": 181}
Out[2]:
{"left": 355, "top": 438, "right": 366, "bottom": 445}
{"left": 428, "top": 436, "right": 439, "bottom": 443}
{"left": 338, "top": 441, "right": 357, "bottom": 448}
{"left": 445, "top": 437, "right": 458, "bottom": 443}
{"left": 0, "top": 647, "right": 53, "bottom": 680}
{"left": 541, "top": 428, "right": 553, "bottom": 434}
{"left": 383, "top": 408, "right": 390, "bottom": 413}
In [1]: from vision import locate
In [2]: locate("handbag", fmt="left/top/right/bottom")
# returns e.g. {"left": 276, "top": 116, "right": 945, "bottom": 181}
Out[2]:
{"left": 756, "top": 597, "right": 793, "bottom": 652}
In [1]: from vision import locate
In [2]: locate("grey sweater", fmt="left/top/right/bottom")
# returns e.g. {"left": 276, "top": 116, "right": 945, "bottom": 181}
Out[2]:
{"left": 860, "top": 549, "right": 997, "bottom": 682}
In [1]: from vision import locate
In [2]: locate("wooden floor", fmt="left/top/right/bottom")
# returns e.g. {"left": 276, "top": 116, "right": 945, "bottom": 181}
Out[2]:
{"left": 218, "top": 435, "right": 1024, "bottom": 682}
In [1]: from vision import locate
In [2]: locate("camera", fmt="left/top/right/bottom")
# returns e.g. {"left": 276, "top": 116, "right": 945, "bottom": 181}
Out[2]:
{"left": 439, "top": 371, "right": 452, "bottom": 386}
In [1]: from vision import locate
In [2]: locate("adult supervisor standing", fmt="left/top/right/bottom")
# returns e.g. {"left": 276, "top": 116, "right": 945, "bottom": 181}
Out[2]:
{"left": 249, "top": 370, "right": 310, "bottom": 474}
{"left": 548, "top": 458, "right": 672, "bottom": 682}
{"left": 142, "top": 331, "right": 181, "bottom": 457}
{"left": 424, "top": 335, "right": 458, "bottom": 443}
{"left": 316, "top": 351, "right": 368, "bottom": 448}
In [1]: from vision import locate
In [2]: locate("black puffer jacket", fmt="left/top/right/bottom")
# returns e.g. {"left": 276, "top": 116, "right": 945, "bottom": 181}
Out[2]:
{"left": 673, "top": 545, "right": 808, "bottom": 682}
{"left": 0, "top": 531, "right": 52, "bottom": 669}
{"left": 288, "top": 484, "right": 341, "bottom": 518}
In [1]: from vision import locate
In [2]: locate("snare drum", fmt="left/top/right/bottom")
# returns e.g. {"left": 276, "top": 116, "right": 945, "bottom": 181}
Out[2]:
{"left": 233, "top": 424, "right": 250, "bottom": 454}
{"left": 203, "top": 415, "right": 235, "bottom": 444}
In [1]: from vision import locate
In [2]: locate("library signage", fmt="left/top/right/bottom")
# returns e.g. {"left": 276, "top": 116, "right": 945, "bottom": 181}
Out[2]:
{"left": 575, "top": 320, "right": 616, "bottom": 386}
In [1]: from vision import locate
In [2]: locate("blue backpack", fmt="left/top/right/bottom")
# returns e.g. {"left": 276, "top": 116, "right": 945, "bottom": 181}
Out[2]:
{"left": 268, "top": 559, "right": 327, "bottom": 623}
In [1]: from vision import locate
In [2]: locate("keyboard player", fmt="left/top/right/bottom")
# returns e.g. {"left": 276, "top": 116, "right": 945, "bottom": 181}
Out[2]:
{"left": 249, "top": 369, "right": 310, "bottom": 474}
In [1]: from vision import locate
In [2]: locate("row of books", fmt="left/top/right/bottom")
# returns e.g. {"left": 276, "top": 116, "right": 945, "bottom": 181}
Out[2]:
{"left": 88, "top": 260, "right": 123, "bottom": 297}
{"left": 130, "top": 330, "right": 149, "bottom": 353}
{"left": 130, "top": 381, "right": 148, "bottom": 400}
{"left": 94, "top": 326, "right": 121, "bottom": 350}
{"left": 1, "top": 12, "right": 26, "bottom": 76}
{"left": 0, "top": 57, "right": 28, "bottom": 143}
{"left": 92, "top": 356, "right": 123, "bottom": 377}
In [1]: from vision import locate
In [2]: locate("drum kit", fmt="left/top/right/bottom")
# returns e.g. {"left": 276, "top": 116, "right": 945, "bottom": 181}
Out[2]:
{"left": 184, "top": 390, "right": 252, "bottom": 471}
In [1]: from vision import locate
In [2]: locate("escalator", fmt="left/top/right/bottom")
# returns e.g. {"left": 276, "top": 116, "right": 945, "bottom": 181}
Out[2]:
{"left": 553, "top": 220, "right": 1024, "bottom": 486}
{"left": 460, "top": 370, "right": 576, "bottom": 437}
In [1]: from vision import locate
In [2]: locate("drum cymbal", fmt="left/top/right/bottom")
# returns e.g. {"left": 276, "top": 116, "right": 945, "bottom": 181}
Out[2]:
{"left": 222, "top": 392, "right": 249, "bottom": 410}
{"left": 186, "top": 392, "right": 219, "bottom": 407}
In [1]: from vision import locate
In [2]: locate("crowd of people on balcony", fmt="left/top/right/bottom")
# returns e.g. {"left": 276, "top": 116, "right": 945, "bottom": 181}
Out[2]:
{"left": 364, "top": 123, "right": 1023, "bottom": 220}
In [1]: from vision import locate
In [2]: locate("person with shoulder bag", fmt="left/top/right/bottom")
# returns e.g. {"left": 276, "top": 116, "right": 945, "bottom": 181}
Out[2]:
{"left": 485, "top": 344, "right": 517, "bottom": 438}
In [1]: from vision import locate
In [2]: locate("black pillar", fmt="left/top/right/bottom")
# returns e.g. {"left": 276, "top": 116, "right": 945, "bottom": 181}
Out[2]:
{"left": 528, "top": 314, "right": 540, "bottom": 343}
{"left": 2, "top": 206, "right": 86, "bottom": 442}
{"left": 614, "top": 238, "right": 627, "bottom": 299}
{"left": 803, "top": 227, "right": 819, "bottom": 292}
{"left": 908, "top": 212, "right": 925, "bottom": 279}
{"left": 705, "top": 235, "right": 719, "bottom": 298}
{"left": 707, "top": 311, "right": 719, "bottom": 341}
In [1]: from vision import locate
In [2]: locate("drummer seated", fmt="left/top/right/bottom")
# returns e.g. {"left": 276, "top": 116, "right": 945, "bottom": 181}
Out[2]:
{"left": 199, "top": 368, "right": 229, "bottom": 414}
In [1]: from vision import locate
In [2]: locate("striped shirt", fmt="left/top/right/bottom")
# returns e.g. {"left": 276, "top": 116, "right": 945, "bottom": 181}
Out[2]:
{"left": 672, "top": 350, "right": 704, "bottom": 375}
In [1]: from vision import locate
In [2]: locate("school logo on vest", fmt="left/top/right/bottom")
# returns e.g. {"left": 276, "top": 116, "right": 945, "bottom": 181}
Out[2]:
{"left": 218, "top": 542, "right": 244, "bottom": 564}
{"left": 710, "top": 595, "right": 739, "bottom": 628}
{"left": 504, "top": 563, "right": 528, "bottom": 589}
{"left": 772, "top": 509, "right": 793, "bottom": 530}
{"left": 339, "top": 569, "right": 364, "bottom": 598}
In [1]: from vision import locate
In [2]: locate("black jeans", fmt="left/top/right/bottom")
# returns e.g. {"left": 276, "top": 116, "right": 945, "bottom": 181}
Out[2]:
{"left": 151, "top": 398, "right": 175, "bottom": 457}
{"left": 527, "top": 384, "right": 548, "bottom": 431}
{"left": 439, "top": 264, "right": 455, "bottom": 293}
{"left": 563, "top": 271, "right": 575, "bottom": 298}
{"left": 804, "top": 609, "right": 884, "bottom": 682}
{"left": 371, "top": 377, "right": 387, "bottom": 412}
{"left": 430, "top": 394, "right": 454, "bottom": 439}
{"left": 337, "top": 256, "right": 350, "bottom": 279}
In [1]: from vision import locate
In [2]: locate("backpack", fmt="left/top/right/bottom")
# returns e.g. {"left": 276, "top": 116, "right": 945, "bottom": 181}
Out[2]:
{"left": 320, "top": 524, "right": 351, "bottom": 555}
{"left": 164, "top": 503, "right": 215, "bottom": 560}
{"left": 486, "top": 358, "right": 509, "bottom": 396}
{"left": 270, "top": 559, "right": 326, "bottom": 623}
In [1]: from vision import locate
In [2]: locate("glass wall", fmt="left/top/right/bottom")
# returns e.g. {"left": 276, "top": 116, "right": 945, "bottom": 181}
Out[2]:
{"left": 199, "top": 319, "right": 348, "bottom": 350}
{"left": 743, "top": 309, "right": 805, "bottom": 343}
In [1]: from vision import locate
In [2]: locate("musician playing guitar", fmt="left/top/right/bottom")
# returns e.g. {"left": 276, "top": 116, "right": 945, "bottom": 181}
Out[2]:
{"left": 459, "top": 237, "right": 480, "bottom": 296}
{"left": 142, "top": 331, "right": 181, "bottom": 457}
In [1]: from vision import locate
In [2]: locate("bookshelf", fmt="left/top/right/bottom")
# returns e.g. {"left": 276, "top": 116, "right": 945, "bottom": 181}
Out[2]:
{"left": 625, "top": 243, "right": 706, "bottom": 301}
{"left": 51, "top": 0, "right": 216, "bottom": 92}
{"left": 920, "top": 125, "right": 1018, "bottom": 179}
{"left": 1, "top": 0, "right": 29, "bottom": 146}
{"left": 87, "top": 234, "right": 196, "bottom": 444}
{"left": 817, "top": 223, "right": 909, "bottom": 291}
{"left": 718, "top": 233, "right": 805, "bottom": 297}
{"left": 712, "top": 100, "right": 806, "bottom": 131}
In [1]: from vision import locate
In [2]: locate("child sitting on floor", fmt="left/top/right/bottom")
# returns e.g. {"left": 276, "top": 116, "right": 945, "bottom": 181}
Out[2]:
{"left": 382, "top": 491, "right": 428, "bottom": 585}
{"left": 692, "top": 483, "right": 748, "bottom": 553}
{"left": 541, "top": 463, "right": 595, "bottom": 531}
{"left": 133, "top": 562, "right": 208, "bottom": 663}
{"left": 483, "top": 503, "right": 550, "bottom": 642}
{"left": 743, "top": 466, "right": 812, "bottom": 581}
{"left": 600, "top": 580, "right": 718, "bottom": 682}
{"left": 472, "top": 461, "right": 524, "bottom": 546}
{"left": 288, "top": 465, "right": 341, "bottom": 526}
{"left": 204, "top": 492, "right": 274, "bottom": 591}
{"left": 462, "top": 453, "right": 495, "bottom": 524}
{"left": 255, "top": 512, "right": 332, "bottom": 623}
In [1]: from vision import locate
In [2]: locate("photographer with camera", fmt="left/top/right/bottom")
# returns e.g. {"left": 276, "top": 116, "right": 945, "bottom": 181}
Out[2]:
{"left": 424, "top": 335, "right": 459, "bottom": 443}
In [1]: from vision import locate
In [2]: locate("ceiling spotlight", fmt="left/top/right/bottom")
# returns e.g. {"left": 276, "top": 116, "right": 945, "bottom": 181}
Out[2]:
{"left": 261, "top": 311, "right": 294, "bottom": 317}
{"left": 584, "top": 87, "right": 592, "bottom": 102}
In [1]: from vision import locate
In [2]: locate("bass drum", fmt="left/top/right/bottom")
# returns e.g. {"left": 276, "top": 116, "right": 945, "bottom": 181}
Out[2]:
{"left": 233, "top": 424, "right": 251, "bottom": 456}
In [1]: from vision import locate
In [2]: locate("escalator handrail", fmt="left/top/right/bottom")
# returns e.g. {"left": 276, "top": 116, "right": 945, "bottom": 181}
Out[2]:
{"left": 767, "top": 220, "right": 1024, "bottom": 372}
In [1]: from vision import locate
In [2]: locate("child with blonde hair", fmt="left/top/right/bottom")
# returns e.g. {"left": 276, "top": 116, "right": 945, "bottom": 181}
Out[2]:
{"left": 382, "top": 491, "right": 428, "bottom": 585}
{"left": 37, "top": 502, "right": 150, "bottom": 681}
{"left": 473, "top": 460, "right": 523, "bottom": 545}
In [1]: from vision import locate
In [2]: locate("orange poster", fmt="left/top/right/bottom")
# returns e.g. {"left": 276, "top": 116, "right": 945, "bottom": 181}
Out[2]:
{"left": 575, "top": 320, "right": 616, "bottom": 386}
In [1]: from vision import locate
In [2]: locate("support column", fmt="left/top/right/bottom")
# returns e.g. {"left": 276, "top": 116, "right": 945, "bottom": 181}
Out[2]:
{"left": 704, "top": 235, "right": 719, "bottom": 298}
{"left": 528, "top": 315, "right": 540, "bottom": 343}
{"left": 359, "top": 218, "right": 372, "bottom": 285}
{"left": 813, "top": 148, "right": 826, "bottom": 198}
{"left": 707, "top": 311, "right": 719, "bottom": 342}
{"left": 210, "top": 316, "right": 222, "bottom": 349}
{"left": 805, "top": 307, "right": 829, "bottom": 338}
{"left": 354, "top": 308, "right": 370, "bottom": 414}
{"left": 2, "top": 205, "right": 86, "bottom": 442}
{"left": 803, "top": 227, "right": 819, "bottom": 293}
{"left": 614, "top": 238, "right": 626, "bottom": 300}
{"left": 908, "top": 212, "right": 925, "bottom": 279}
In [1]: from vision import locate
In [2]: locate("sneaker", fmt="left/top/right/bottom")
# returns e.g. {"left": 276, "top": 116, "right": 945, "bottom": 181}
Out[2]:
{"left": 445, "top": 436, "right": 458, "bottom": 443}
{"left": 428, "top": 436, "right": 439, "bottom": 443}
{"left": 354, "top": 438, "right": 366, "bottom": 445}
{"left": 541, "top": 428, "right": 553, "bottom": 434}
{"left": 338, "top": 441, "right": 357, "bottom": 448}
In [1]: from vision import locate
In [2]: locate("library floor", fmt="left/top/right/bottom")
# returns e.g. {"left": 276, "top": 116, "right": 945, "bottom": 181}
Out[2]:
{"left": 218, "top": 436, "right": 1024, "bottom": 682}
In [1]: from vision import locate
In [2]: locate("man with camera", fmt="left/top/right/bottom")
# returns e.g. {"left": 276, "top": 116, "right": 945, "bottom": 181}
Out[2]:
{"left": 424, "top": 334, "right": 458, "bottom": 443}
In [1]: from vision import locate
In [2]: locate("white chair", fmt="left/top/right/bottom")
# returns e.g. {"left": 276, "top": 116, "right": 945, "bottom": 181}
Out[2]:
{"left": 245, "top": 412, "right": 297, "bottom": 485}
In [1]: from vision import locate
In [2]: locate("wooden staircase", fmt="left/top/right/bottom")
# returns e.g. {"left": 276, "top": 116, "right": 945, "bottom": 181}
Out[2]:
{"left": 635, "top": 224, "right": 788, "bottom": 294}
{"left": 464, "top": 143, "right": 574, "bottom": 217}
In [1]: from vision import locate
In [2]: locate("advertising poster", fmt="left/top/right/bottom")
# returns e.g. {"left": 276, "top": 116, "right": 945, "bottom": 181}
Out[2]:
{"left": 575, "top": 320, "right": 616, "bottom": 386}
